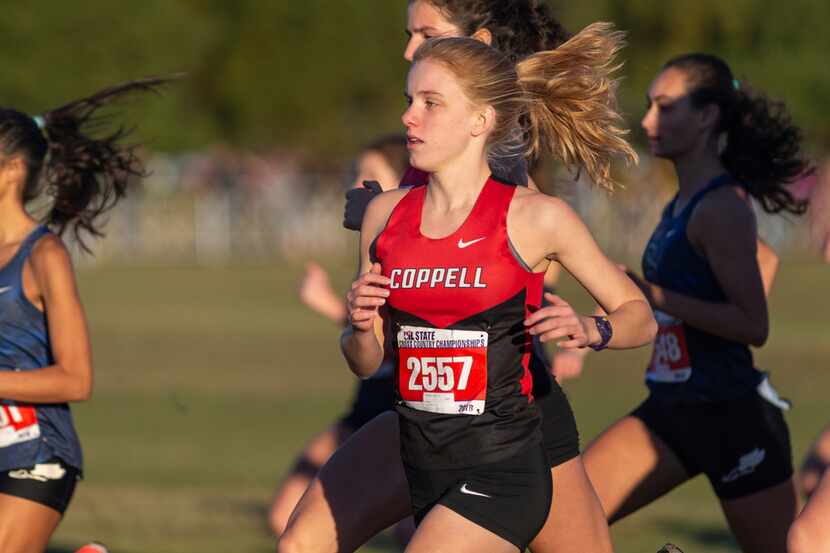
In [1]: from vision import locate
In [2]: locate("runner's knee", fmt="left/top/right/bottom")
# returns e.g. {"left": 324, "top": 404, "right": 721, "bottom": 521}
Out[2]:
{"left": 787, "top": 517, "right": 813, "bottom": 553}
{"left": 269, "top": 502, "right": 287, "bottom": 538}
{"left": 277, "top": 527, "right": 311, "bottom": 553}
{"left": 0, "top": 530, "right": 37, "bottom": 553}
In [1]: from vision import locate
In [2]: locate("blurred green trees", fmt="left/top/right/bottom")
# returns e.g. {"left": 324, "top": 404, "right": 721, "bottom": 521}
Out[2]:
{"left": 2, "top": 1, "right": 826, "bottom": 160}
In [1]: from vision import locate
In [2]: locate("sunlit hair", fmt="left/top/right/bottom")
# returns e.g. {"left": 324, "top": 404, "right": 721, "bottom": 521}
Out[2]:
{"left": 0, "top": 76, "right": 175, "bottom": 251}
{"left": 664, "top": 53, "right": 807, "bottom": 215}
{"left": 412, "top": 23, "right": 637, "bottom": 190}
{"left": 414, "top": 0, "right": 570, "bottom": 61}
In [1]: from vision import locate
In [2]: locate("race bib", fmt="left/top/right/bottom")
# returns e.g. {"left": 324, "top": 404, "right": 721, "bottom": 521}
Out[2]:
{"left": 646, "top": 311, "right": 692, "bottom": 383}
{"left": 397, "top": 325, "right": 488, "bottom": 415}
{"left": 0, "top": 403, "right": 40, "bottom": 448}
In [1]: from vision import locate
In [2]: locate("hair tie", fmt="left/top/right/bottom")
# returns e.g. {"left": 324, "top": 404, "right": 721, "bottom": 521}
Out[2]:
{"left": 732, "top": 78, "right": 741, "bottom": 91}
{"left": 32, "top": 115, "right": 46, "bottom": 129}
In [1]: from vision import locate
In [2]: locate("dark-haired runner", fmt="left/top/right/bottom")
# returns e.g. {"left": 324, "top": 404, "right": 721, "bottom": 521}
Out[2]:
{"left": 0, "top": 79, "right": 170, "bottom": 553}
{"left": 268, "top": 135, "right": 414, "bottom": 539}
{"left": 582, "top": 54, "right": 806, "bottom": 553}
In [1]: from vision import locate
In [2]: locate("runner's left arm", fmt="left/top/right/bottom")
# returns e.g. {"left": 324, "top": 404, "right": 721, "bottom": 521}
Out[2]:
{"left": 518, "top": 194, "right": 656, "bottom": 350}
{"left": 0, "top": 235, "right": 92, "bottom": 403}
{"left": 341, "top": 191, "right": 403, "bottom": 378}
{"left": 631, "top": 191, "right": 768, "bottom": 346}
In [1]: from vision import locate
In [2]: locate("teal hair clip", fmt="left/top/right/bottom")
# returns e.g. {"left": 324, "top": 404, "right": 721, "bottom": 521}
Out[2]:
{"left": 732, "top": 79, "right": 741, "bottom": 91}
{"left": 32, "top": 115, "right": 46, "bottom": 129}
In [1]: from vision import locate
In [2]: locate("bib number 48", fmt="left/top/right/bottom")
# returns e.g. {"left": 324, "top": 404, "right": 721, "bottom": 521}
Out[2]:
{"left": 646, "top": 312, "right": 692, "bottom": 383}
{"left": 653, "top": 332, "right": 686, "bottom": 366}
{"left": 0, "top": 403, "right": 40, "bottom": 448}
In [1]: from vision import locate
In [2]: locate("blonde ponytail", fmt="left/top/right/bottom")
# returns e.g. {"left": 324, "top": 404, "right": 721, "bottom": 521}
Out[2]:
{"left": 412, "top": 23, "right": 637, "bottom": 191}
{"left": 517, "top": 22, "right": 637, "bottom": 190}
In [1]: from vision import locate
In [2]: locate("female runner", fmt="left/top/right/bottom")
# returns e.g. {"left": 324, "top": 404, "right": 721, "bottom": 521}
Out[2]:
{"left": 342, "top": 31, "right": 655, "bottom": 552}
{"left": 279, "top": 3, "right": 614, "bottom": 552}
{"left": 0, "top": 79, "right": 169, "bottom": 553}
{"left": 581, "top": 53, "right": 807, "bottom": 553}
{"left": 269, "top": 135, "right": 413, "bottom": 538}
{"left": 788, "top": 158, "right": 830, "bottom": 553}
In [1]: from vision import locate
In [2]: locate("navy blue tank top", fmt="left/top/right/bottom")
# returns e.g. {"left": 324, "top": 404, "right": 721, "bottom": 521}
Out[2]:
{"left": 642, "top": 175, "right": 762, "bottom": 402}
{"left": 0, "top": 226, "right": 83, "bottom": 471}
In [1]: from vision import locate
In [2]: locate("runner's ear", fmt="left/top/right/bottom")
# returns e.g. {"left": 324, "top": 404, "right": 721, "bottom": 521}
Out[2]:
{"left": 471, "top": 105, "right": 496, "bottom": 138}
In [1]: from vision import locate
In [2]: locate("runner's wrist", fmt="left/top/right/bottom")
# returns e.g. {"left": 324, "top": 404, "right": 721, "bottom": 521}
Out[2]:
{"left": 581, "top": 315, "right": 601, "bottom": 346}
{"left": 588, "top": 315, "right": 613, "bottom": 351}
{"left": 351, "top": 323, "right": 376, "bottom": 338}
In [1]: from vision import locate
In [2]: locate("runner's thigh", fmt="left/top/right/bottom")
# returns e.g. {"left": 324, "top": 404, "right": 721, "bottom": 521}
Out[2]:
{"left": 721, "top": 478, "right": 797, "bottom": 553}
{"left": 788, "top": 472, "right": 830, "bottom": 553}
{"left": 270, "top": 421, "right": 353, "bottom": 535}
{"left": 583, "top": 415, "right": 690, "bottom": 523}
{"left": 0, "top": 493, "right": 62, "bottom": 553}
{"left": 279, "top": 411, "right": 411, "bottom": 553}
{"left": 405, "top": 504, "right": 517, "bottom": 553}
{"left": 529, "top": 456, "right": 613, "bottom": 553}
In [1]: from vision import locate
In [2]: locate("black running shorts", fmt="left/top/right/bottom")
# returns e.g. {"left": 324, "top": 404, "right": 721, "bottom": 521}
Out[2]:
{"left": 631, "top": 391, "right": 793, "bottom": 499}
{"left": 0, "top": 457, "right": 79, "bottom": 514}
{"left": 536, "top": 380, "right": 580, "bottom": 468}
{"left": 404, "top": 444, "right": 552, "bottom": 550}
{"left": 340, "top": 376, "right": 395, "bottom": 431}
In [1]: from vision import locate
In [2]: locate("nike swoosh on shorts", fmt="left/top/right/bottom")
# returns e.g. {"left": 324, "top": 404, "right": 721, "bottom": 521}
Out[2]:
{"left": 460, "top": 482, "right": 492, "bottom": 498}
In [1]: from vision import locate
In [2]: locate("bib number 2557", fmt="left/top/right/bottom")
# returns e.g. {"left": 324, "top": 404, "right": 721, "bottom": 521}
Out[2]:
{"left": 406, "top": 356, "right": 473, "bottom": 393}
{"left": 398, "top": 326, "right": 487, "bottom": 415}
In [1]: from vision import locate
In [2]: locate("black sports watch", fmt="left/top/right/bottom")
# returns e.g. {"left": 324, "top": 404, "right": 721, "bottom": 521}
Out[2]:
{"left": 589, "top": 315, "right": 612, "bottom": 351}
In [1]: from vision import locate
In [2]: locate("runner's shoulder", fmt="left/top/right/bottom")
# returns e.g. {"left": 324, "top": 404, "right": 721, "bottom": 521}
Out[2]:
{"left": 691, "top": 185, "right": 756, "bottom": 237}
{"left": 363, "top": 188, "right": 410, "bottom": 237}
{"left": 511, "top": 188, "right": 578, "bottom": 234}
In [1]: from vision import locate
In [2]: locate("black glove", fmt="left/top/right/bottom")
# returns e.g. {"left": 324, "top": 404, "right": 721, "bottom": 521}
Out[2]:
{"left": 343, "top": 180, "right": 383, "bottom": 231}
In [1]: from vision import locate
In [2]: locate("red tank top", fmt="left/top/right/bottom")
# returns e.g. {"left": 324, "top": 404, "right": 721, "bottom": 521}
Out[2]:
{"left": 374, "top": 176, "right": 544, "bottom": 469}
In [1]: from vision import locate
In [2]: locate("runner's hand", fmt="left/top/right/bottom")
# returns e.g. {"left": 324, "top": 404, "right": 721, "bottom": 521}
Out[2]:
{"left": 343, "top": 180, "right": 383, "bottom": 231}
{"left": 552, "top": 348, "right": 588, "bottom": 381}
{"left": 298, "top": 262, "right": 347, "bottom": 324}
{"left": 525, "top": 293, "right": 591, "bottom": 349}
{"left": 346, "top": 263, "right": 390, "bottom": 332}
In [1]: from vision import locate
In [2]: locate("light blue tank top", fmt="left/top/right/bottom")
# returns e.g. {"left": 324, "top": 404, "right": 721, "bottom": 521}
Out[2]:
{"left": 0, "top": 226, "right": 83, "bottom": 471}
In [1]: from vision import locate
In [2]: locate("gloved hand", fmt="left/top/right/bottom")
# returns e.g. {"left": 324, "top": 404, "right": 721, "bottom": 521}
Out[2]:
{"left": 343, "top": 180, "right": 383, "bottom": 231}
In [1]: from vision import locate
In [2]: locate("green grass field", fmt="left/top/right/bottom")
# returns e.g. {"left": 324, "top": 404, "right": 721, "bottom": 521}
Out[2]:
{"left": 49, "top": 258, "right": 828, "bottom": 553}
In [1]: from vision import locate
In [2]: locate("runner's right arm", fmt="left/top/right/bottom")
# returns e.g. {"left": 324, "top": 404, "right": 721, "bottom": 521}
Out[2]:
{"left": 0, "top": 235, "right": 93, "bottom": 403}
{"left": 757, "top": 238, "right": 778, "bottom": 297}
{"left": 341, "top": 191, "right": 406, "bottom": 378}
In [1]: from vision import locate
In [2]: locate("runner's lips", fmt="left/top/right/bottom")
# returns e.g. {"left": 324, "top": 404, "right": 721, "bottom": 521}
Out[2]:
{"left": 407, "top": 135, "right": 424, "bottom": 148}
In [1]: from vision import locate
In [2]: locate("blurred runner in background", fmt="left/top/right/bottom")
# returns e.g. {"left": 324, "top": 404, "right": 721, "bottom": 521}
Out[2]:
{"left": 0, "top": 78, "right": 171, "bottom": 553}
{"left": 582, "top": 53, "right": 807, "bottom": 553}
{"left": 268, "top": 135, "right": 414, "bottom": 540}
